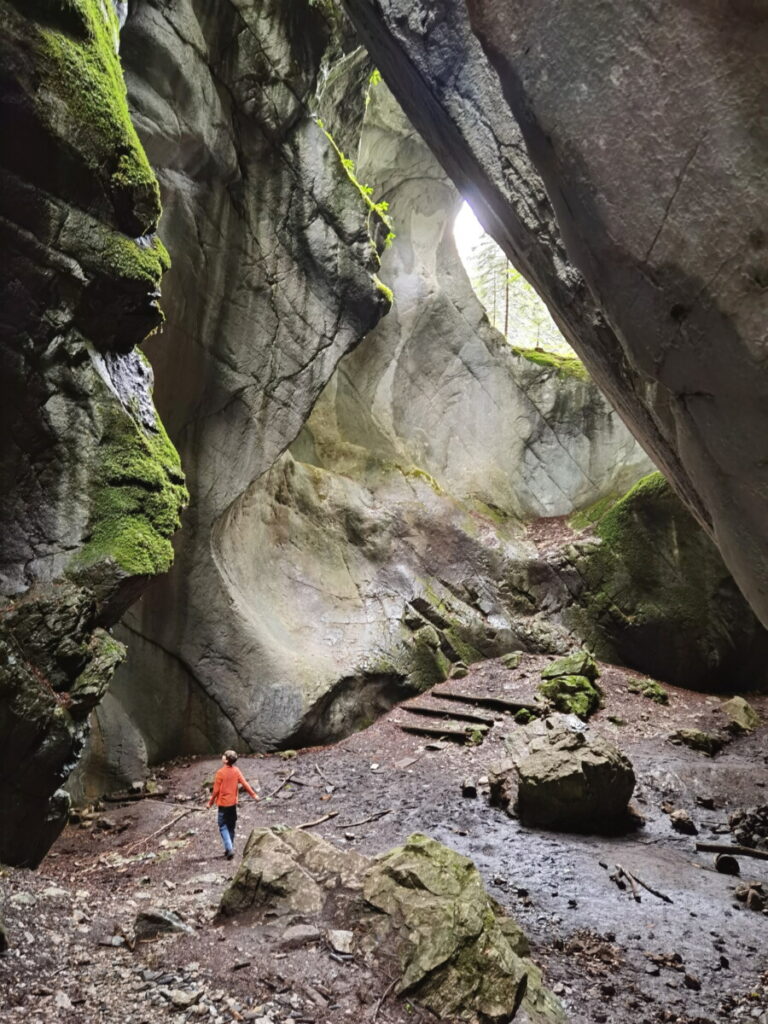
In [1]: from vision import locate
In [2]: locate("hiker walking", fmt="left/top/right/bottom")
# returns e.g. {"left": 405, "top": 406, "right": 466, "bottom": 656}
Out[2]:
{"left": 207, "top": 750, "right": 259, "bottom": 859}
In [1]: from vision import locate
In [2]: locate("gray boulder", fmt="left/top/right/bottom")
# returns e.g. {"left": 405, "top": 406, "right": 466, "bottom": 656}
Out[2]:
{"left": 491, "top": 715, "right": 635, "bottom": 831}
{"left": 219, "top": 829, "right": 565, "bottom": 1024}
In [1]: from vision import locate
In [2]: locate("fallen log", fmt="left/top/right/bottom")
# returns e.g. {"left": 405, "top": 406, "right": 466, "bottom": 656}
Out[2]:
{"left": 695, "top": 842, "right": 768, "bottom": 862}
{"left": 397, "top": 719, "right": 489, "bottom": 743}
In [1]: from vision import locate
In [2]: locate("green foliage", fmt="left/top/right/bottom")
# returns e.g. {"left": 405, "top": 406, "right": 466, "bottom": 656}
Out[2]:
{"left": 315, "top": 117, "right": 395, "bottom": 247}
{"left": 465, "top": 232, "right": 566, "bottom": 349}
{"left": 369, "top": 68, "right": 382, "bottom": 87}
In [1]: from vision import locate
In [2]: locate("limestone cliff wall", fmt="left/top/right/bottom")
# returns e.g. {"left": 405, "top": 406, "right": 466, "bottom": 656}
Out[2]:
{"left": 341, "top": 0, "right": 768, "bottom": 631}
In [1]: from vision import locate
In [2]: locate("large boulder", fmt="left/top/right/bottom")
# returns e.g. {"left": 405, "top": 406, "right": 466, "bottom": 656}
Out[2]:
{"left": 490, "top": 715, "right": 636, "bottom": 831}
{"left": 219, "top": 829, "right": 565, "bottom": 1024}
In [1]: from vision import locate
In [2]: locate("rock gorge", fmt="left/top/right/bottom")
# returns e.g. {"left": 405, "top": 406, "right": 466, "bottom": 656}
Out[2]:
{"left": 1, "top": 0, "right": 767, "bottom": 869}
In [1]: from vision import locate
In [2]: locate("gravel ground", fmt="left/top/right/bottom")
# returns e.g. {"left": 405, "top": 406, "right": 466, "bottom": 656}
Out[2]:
{"left": 2, "top": 654, "right": 768, "bottom": 1024}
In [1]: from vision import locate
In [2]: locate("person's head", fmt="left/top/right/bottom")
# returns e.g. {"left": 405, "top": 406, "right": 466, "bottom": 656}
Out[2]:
{"left": 222, "top": 750, "right": 238, "bottom": 766}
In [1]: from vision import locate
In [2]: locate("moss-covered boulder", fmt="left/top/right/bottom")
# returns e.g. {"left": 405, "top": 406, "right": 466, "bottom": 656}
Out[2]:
{"left": 720, "top": 696, "right": 761, "bottom": 734}
{"left": 219, "top": 829, "right": 564, "bottom": 1023}
{"left": 538, "top": 651, "right": 602, "bottom": 718}
{"left": 538, "top": 674, "right": 602, "bottom": 719}
{"left": 627, "top": 678, "right": 669, "bottom": 704}
{"left": 541, "top": 650, "right": 599, "bottom": 682}
{"left": 670, "top": 729, "right": 725, "bottom": 757}
{"left": 494, "top": 715, "right": 636, "bottom": 831}
{"left": 567, "top": 473, "right": 768, "bottom": 690}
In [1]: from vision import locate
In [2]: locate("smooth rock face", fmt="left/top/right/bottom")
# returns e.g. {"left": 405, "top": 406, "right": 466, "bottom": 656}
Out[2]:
{"left": 302, "top": 81, "right": 652, "bottom": 519}
{"left": 96, "top": 22, "right": 647, "bottom": 768}
{"left": 98, "top": 0, "right": 389, "bottom": 766}
{"left": 492, "top": 715, "right": 636, "bottom": 831}
{"left": 343, "top": 0, "right": 768, "bottom": 630}
{"left": 0, "top": 1, "right": 186, "bottom": 865}
{"left": 220, "top": 829, "right": 565, "bottom": 1024}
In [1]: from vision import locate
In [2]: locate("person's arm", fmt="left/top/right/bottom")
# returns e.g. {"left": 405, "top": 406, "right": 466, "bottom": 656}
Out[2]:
{"left": 208, "top": 772, "right": 220, "bottom": 808}
{"left": 237, "top": 768, "right": 259, "bottom": 800}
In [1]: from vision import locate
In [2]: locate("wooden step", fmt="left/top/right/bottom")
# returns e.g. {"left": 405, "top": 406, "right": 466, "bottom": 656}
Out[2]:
{"left": 403, "top": 701, "right": 495, "bottom": 727}
{"left": 433, "top": 688, "right": 539, "bottom": 715}
{"left": 396, "top": 718, "right": 490, "bottom": 743}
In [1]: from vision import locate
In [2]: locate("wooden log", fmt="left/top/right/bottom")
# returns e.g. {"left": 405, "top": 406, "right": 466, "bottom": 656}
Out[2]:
{"left": 695, "top": 842, "right": 768, "bottom": 862}
{"left": 404, "top": 702, "right": 495, "bottom": 726}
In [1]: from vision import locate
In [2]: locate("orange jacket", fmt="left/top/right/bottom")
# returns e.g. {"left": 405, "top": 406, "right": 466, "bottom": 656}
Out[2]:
{"left": 208, "top": 764, "right": 258, "bottom": 807}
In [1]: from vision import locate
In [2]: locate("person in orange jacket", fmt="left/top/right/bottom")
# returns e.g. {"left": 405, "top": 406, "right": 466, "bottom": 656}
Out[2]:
{"left": 207, "top": 750, "right": 260, "bottom": 859}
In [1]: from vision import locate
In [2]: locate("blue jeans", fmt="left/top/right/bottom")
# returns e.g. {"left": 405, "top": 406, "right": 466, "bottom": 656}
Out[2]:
{"left": 217, "top": 806, "right": 237, "bottom": 854}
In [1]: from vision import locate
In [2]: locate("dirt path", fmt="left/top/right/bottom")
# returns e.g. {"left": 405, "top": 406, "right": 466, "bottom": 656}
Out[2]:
{"left": 2, "top": 655, "right": 768, "bottom": 1023}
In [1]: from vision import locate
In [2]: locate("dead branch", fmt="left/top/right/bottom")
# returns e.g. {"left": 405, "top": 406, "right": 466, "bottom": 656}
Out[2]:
{"left": 266, "top": 771, "right": 295, "bottom": 799}
{"left": 616, "top": 863, "right": 673, "bottom": 904}
{"left": 615, "top": 864, "right": 641, "bottom": 902}
{"left": 122, "top": 806, "right": 203, "bottom": 854}
{"left": 314, "top": 763, "right": 335, "bottom": 787}
{"left": 296, "top": 811, "right": 339, "bottom": 830}
{"left": 373, "top": 977, "right": 398, "bottom": 1022}
{"left": 336, "top": 809, "right": 393, "bottom": 829}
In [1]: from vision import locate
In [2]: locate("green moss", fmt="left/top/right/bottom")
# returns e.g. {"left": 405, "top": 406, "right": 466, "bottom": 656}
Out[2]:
{"left": 511, "top": 347, "right": 588, "bottom": 381}
{"left": 537, "top": 674, "right": 602, "bottom": 719}
{"left": 35, "top": 0, "right": 161, "bottom": 232}
{"left": 514, "top": 708, "right": 533, "bottom": 725}
{"left": 541, "top": 650, "right": 599, "bottom": 682}
{"left": 315, "top": 117, "right": 395, "bottom": 248}
{"left": 628, "top": 677, "right": 669, "bottom": 704}
{"left": 569, "top": 492, "right": 622, "bottom": 532}
{"left": 374, "top": 275, "right": 394, "bottom": 305}
{"left": 75, "top": 406, "right": 187, "bottom": 577}
{"left": 102, "top": 234, "right": 171, "bottom": 286}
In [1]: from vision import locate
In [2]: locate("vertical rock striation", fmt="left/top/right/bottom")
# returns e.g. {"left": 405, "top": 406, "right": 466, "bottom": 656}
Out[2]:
{"left": 0, "top": 0, "right": 187, "bottom": 865}
{"left": 96, "top": 0, "right": 391, "bottom": 768}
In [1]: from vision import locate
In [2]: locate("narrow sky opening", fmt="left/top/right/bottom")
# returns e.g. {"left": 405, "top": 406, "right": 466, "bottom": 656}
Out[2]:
{"left": 453, "top": 201, "right": 574, "bottom": 356}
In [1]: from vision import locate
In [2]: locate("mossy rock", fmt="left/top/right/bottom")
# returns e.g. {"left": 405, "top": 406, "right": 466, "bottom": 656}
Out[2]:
{"left": 627, "top": 678, "right": 669, "bottom": 704}
{"left": 566, "top": 472, "right": 768, "bottom": 690}
{"left": 670, "top": 729, "right": 725, "bottom": 756}
{"left": 511, "top": 346, "right": 588, "bottom": 381}
{"left": 537, "top": 674, "right": 602, "bottom": 719}
{"left": 541, "top": 650, "right": 599, "bottom": 682}
{"left": 501, "top": 651, "right": 522, "bottom": 670}
{"left": 720, "top": 696, "right": 761, "bottom": 734}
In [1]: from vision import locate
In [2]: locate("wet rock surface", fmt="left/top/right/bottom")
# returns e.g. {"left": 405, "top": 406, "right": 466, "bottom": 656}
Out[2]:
{"left": 2, "top": 655, "right": 767, "bottom": 1023}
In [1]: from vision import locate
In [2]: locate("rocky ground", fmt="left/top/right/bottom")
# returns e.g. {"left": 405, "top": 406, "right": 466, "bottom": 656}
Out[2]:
{"left": 1, "top": 655, "right": 768, "bottom": 1024}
